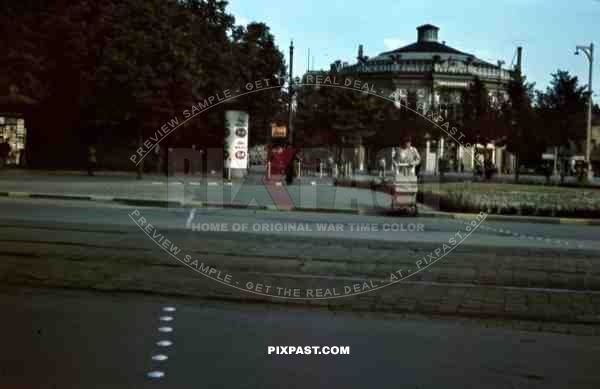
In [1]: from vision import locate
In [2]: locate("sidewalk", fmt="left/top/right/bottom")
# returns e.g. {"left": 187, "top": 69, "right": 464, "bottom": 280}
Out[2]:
{"left": 0, "top": 170, "right": 396, "bottom": 212}
{"left": 3, "top": 169, "right": 600, "bottom": 223}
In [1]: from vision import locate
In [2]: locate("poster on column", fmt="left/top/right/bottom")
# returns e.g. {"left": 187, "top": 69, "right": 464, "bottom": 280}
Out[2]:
{"left": 224, "top": 110, "right": 249, "bottom": 169}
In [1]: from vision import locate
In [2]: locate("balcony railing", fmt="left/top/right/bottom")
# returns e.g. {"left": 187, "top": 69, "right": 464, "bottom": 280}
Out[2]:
{"left": 339, "top": 61, "right": 513, "bottom": 81}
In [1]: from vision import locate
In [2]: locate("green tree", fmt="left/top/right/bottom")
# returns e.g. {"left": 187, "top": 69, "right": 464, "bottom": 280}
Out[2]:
{"left": 230, "top": 22, "right": 286, "bottom": 146}
{"left": 294, "top": 74, "right": 387, "bottom": 161}
{"left": 536, "top": 70, "right": 588, "bottom": 182}
{"left": 536, "top": 70, "right": 587, "bottom": 151}
{"left": 0, "top": 0, "right": 114, "bottom": 167}
{"left": 90, "top": 0, "right": 209, "bottom": 176}
{"left": 502, "top": 71, "right": 538, "bottom": 182}
{"left": 0, "top": 0, "right": 284, "bottom": 172}
{"left": 460, "top": 77, "right": 501, "bottom": 144}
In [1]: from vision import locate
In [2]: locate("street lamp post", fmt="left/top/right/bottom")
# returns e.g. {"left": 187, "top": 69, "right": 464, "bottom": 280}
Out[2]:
{"left": 575, "top": 43, "right": 594, "bottom": 181}
{"left": 288, "top": 40, "right": 295, "bottom": 145}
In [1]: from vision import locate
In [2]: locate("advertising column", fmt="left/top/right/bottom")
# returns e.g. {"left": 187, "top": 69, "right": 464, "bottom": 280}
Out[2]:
{"left": 224, "top": 110, "right": 249, "bottom": 178}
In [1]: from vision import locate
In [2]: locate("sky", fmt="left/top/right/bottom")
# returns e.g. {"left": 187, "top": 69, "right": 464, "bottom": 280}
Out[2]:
{"left": 228, "top": 0, "right": 600, "bottom": 94}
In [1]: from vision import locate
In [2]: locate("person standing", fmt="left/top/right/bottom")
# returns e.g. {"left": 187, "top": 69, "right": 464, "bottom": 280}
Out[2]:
{"left": 154, "top": 144, "right": 162, "bottom": 175}
{"left": 378, "top": 156, "right": 386, "bottom": 178}
{"left": 167, "top": 147, "right": 174, "bottom": 176}
{"left": 327, "top": 155, "right": 335, "bottom": 177}
{"left": 397, "top": 138, "right": 421, "bottom": 177}
{"left": 0, "top": 138, "right": 10, "bottom": 168}
{"left": 87, "top": 146, "right": 97, "bottom": 176}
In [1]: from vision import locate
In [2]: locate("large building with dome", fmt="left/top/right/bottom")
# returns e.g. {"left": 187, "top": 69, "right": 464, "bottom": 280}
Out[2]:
{"left": 302, "top": 24, "right": 522, "bottom": 174}
{"left": 334, "top": 24, "right": 516, "bottom": 111}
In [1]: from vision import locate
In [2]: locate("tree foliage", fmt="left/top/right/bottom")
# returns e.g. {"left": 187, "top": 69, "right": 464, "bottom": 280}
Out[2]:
{"left": 501, "top": 71, "right": 539, "bottom": 179}
{"left": 230, "top": 22, "right": 286, "bottom": 145}
{"left": 0, "top": 0, "right": 286, "bottom": 168}
{"left": 536, "top": 70, "right": 587, "bottom": 152}
{"left": 294, "top": 74, "right": 395, "bottom": 151}
{"left": 459, "top": 77, "right": 506, "bottom": 145}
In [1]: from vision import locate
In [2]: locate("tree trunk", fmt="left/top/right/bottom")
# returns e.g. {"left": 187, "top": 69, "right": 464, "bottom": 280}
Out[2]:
{"left": 136, "top": 128, "right": 143, "bottom": 180}
{"left": 514, "top": 153, "right": 520, "bottom": 183}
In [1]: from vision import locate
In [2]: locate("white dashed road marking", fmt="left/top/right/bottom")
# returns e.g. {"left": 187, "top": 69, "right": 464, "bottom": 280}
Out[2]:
{"left": 147, "top": 371, "right": 165, "bottom": 379}
{"left": 186, "top": 208, "right": 196, "bottom": 229}
{"left": 446, "top": 219, "right": 584, "bottom": 248}
{"left": 147, "top": 306, "right": 177, "bottom": 380}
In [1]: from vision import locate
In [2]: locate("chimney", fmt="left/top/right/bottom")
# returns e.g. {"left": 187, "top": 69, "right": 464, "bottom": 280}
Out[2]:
{"left": 331, "top": 60, "right": 343, "bottom": 72}
{"left": 516, "top": 46, "right": 523, "bottom": 74}
{"left": 417, "top": 24, "right": 439, "bottom": 43}
{"left": 358, "top": 44, "right": 364, "bottom": 62}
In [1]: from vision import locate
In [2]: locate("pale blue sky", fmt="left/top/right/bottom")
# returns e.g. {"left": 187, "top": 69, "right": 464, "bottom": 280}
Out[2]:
{"left": 228, "top": 0, "right": 600, "bottom": 93}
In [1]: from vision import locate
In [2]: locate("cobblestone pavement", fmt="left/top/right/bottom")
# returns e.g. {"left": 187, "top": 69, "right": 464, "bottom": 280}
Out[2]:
{"left": 1, "top": 197, "right": 599, "bottom": 328}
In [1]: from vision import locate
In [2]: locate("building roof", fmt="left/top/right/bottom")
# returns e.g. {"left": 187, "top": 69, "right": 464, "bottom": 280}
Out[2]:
{"left": 375, "top": 24, "right": 500, "bottom": 66}
{"left": 330, "top": 24, "right": 506, "bottom": 76}
{"left": 381, "top": 41, "right": 469, "bottom": 56}
{"left": 417, "top": 24, "right": 440, "bottom": 31}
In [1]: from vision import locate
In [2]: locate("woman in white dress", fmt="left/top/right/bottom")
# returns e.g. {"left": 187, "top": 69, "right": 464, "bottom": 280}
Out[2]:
{"left": 394, "top": 138, "right": 420, "bottom": 178}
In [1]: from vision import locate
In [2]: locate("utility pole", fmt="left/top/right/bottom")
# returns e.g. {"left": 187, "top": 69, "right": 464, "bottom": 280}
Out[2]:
{"left": 575, "top": 43, "right": 594, "bottom": 181}
{"left": 288, "top": 40, "right": 294, "bottom": 145}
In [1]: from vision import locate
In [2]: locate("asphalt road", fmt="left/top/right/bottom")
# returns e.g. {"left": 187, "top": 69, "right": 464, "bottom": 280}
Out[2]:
{"left": 0, "top": 196, "right": 597, "bottom": 251}
{"left": 2, "top": 287, "right": 600, "bottom": 389}
{"left": 1, "top": 196, "right": 600, "bottom": 313}
{"left": 1, "top": 196, "right": 599, "bottom": 388}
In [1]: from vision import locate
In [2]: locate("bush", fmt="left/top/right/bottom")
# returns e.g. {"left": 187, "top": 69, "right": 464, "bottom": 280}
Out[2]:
{"left": 423, "top": 185, "right": 600, "bottom": 218}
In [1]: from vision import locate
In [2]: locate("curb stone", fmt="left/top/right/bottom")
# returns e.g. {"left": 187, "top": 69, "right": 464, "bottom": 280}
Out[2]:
{"left": 0, "top": 191, "right": 385, "bottom": 214}
{"left": 4, "top": 190, "right": 600, "bottom": 224}
{"left": 418, "top": 210, "right": 600, "bottom": 225}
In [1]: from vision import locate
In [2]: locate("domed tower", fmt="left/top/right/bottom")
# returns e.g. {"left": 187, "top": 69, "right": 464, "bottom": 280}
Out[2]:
{"left": 416, "top": 24, "right": 440, "bottom": 43}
